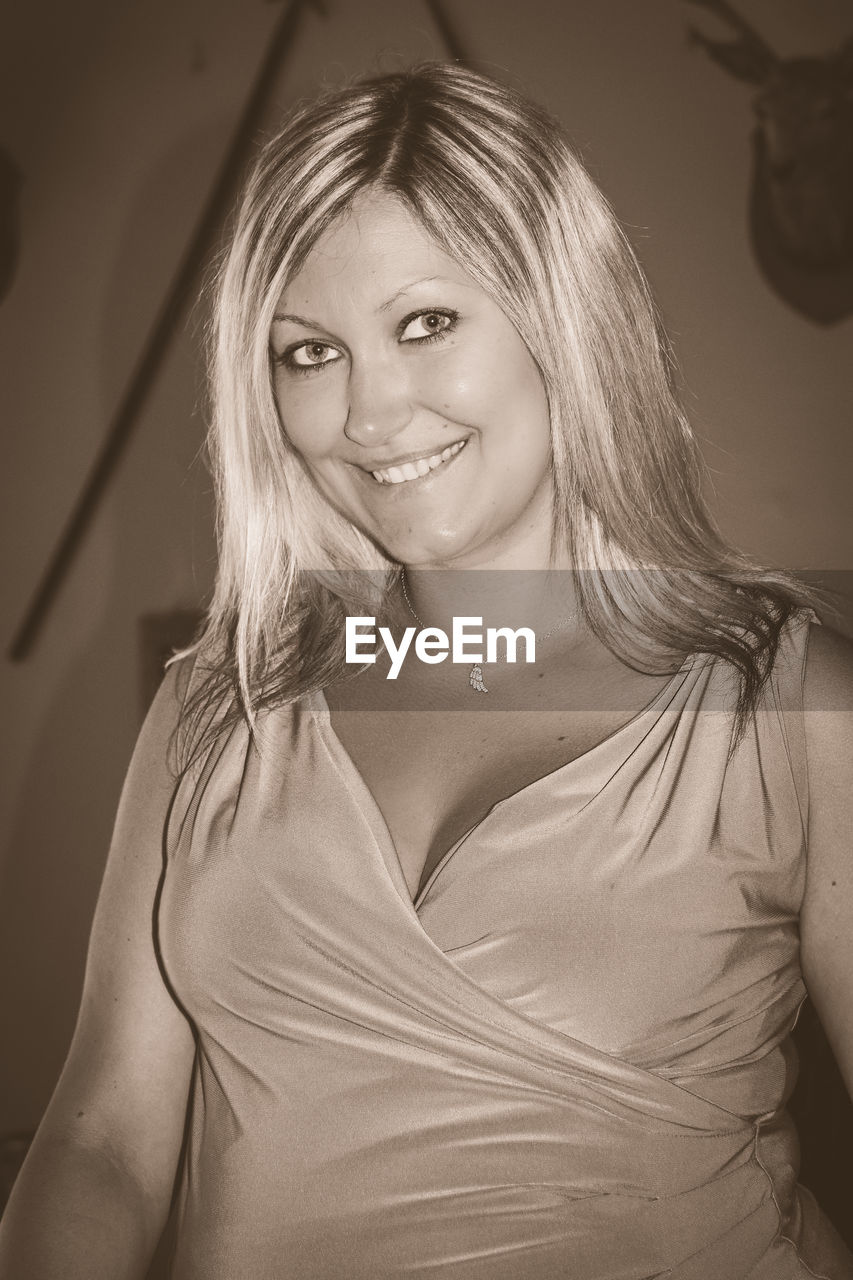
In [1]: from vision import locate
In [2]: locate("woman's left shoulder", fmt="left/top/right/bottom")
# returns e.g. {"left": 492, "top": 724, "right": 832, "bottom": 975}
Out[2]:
{"left": 799, "top": 619, "right": 853, "bottom": 864}
{"left": 802, "top": 618, "right": 853, "bottom": 722}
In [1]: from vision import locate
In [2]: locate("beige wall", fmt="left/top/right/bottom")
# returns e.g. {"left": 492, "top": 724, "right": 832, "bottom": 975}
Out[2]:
{"left": 1, "top": 0, "right": 851, "bottom": 1135}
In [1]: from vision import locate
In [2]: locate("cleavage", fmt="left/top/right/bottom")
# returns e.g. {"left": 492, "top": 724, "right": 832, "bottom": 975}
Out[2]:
{"left": 323, "top": 705, "right": 638, "bottom": 902}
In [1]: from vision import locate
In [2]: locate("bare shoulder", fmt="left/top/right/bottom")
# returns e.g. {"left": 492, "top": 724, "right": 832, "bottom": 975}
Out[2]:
{"left": 802, "top": 620, "right": 853, "bottom": 718}
{"left": 800, "top": 622, "right": 853, "bottom": 839}
{"left": 800, "top": 620, "right": 853, "bottom": 844}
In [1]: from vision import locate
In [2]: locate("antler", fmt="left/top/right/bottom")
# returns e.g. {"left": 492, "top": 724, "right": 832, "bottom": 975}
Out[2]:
{"left": 685, "top": 0, "right": 779, "bottom": 83}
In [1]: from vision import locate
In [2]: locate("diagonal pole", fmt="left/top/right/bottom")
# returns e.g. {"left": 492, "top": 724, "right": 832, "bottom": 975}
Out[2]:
{"left": 424, "top": 0, "right": 473, "bottom": 65}
{"left": 9, "top": 0, "right": 324, "bottom": 661}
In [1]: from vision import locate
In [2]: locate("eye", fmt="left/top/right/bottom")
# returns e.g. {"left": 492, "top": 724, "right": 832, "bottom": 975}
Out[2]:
{"left": 399, "top": 310, "right": 457, "bottom": 342}
{"left": 286, "top": 341, "right": 342, "bottom": 370}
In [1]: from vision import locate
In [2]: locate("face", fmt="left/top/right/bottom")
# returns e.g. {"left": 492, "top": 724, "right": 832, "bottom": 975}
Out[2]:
{"left": 269, "top": 190, "right": 554, "bottom": 570}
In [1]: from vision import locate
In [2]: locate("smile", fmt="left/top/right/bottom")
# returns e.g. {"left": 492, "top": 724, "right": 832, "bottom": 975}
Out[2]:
{"left": 370, "top": 439, "right": 467, "bottom": 485}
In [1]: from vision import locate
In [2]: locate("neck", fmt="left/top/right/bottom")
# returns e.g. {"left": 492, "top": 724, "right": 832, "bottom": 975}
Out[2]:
{"left": 400, "top": 566, "right": 582, "bottom": 639}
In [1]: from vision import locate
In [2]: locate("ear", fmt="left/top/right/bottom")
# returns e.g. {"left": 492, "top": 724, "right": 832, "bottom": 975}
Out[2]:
{"left": 688, "top": 28, "right": 774, "bottom": 84}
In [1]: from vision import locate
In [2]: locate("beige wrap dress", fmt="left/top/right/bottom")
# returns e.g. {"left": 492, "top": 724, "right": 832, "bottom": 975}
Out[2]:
{"left": 158, "top": 611, "right": 853, "bottom": 1277}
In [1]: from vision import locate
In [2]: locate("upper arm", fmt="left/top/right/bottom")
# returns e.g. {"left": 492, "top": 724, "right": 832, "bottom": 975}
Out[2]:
{"left": 799, "top": 622, "right": 853, "bottom": 1098}
{"left": 37, "top": 659, "right": 197, "bottom": 1204}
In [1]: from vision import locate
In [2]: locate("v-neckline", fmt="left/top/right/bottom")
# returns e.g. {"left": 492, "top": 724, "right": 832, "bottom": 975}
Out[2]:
{"left": 309, "top": 653, "right": 698, "bottom": 908}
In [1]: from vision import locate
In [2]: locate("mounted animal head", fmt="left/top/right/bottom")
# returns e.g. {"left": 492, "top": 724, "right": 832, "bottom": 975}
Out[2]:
{"left": 685, "top": 0, "right": 853, "bottom": 322}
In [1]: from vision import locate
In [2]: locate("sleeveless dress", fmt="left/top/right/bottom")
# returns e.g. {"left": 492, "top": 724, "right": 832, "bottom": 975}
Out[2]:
{"left": 158, "top": 612, "right": 853, "bottom": 1278}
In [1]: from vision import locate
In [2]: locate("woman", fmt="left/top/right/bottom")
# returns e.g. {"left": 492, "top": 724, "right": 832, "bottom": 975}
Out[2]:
{"left": 1, "top": 62, "right": 851, "bottom": 1279}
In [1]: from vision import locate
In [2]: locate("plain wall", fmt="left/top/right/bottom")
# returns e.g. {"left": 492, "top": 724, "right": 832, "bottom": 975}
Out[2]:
{"left": 1, "top": 0, "right": 851, "bottom": 1142}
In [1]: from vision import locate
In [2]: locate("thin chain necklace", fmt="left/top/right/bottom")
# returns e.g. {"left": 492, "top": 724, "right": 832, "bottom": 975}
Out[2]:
{"left": 399, "top": 569, "right": 572, "bottom": 693}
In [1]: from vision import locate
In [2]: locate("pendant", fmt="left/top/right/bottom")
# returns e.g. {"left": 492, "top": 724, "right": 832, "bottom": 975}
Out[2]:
{"left": 469, "top": 663, "right": 488, "bottom": 693}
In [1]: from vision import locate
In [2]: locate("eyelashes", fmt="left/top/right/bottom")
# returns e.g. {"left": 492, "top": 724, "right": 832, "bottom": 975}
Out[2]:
{"left": 284, "top": 340, "right": 340, "bottom": 373}
{"left": 272, "top": 308, "right": 460, "bottom": 377}
{"left": 398, "top": 308, "right": 457, "bottom": 343}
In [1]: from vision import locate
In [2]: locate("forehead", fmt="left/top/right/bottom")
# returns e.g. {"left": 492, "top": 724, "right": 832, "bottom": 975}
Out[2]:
{"left": 277, "top": 190, "right": 472, "bottom": 314}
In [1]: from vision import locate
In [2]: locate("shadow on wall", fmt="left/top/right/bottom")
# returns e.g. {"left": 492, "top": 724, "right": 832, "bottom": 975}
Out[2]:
{"left": 790, "top": 1001, "right": 853, "bottom": 1247}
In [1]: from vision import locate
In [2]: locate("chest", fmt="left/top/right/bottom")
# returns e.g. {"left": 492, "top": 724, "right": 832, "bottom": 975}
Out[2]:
{"left": 323, "top": 665, "right": 672, "bottom": 900}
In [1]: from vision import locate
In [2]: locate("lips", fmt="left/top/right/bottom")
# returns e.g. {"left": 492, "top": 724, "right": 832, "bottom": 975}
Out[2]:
{"left": 370, "top": 439, "right": 468, "bottom": 485}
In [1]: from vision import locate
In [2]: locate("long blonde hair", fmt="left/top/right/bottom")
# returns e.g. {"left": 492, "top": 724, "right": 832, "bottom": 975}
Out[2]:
{"left": 181, "top": 62, "right": 813, "bottom": 748}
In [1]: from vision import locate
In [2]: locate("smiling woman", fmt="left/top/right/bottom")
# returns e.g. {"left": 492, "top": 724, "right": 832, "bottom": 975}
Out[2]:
{"left": 268, "top": 190, "right": 553, "bottom": 571}
{"left": 1, "top": 62, "right": 852, "bottom": 1280}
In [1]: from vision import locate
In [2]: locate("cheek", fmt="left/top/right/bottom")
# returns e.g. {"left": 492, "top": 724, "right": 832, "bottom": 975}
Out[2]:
{"left": 274, "top": 381, "right": 344, "bottom": 458}
{"left": 461, "top": 343, "right": 550, "bottom": 447}
{"left": 429, "top": 341, "right": 543, "bottom": 421}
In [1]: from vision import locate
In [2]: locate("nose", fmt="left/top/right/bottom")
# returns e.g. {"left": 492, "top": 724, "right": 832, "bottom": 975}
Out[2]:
{"left": 343, "top": 359, "right": 413, "bottom": 448}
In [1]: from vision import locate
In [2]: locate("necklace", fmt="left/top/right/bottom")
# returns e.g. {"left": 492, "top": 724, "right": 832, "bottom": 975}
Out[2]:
{"left": 399, "top": 569, "right": 572, "bottom": 694}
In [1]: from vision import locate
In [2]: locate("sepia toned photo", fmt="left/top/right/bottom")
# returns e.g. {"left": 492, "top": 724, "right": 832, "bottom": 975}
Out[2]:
{"left": 1, "top": 2, "right": 852, "bottom": 1276}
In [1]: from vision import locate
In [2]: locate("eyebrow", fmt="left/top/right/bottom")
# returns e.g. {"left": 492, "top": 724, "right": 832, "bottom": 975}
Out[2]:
{"left": 377, "top": 275, "right": 443, "bottom": 313}
{"left": 271, "top": 276, "right": 453, "bottom": 329}
{"left": 271, "top": 311, "right": 323, "bottom": 328}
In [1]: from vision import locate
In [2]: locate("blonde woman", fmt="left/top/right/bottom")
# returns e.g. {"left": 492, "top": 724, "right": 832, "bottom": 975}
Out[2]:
{"left": 1, "top": 63, "right": 851, "bottom": 1280}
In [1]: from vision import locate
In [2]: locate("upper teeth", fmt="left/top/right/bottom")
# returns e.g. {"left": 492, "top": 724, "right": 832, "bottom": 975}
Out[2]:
{"left": 371, "top": 439, "right": 467, "bottom": 484}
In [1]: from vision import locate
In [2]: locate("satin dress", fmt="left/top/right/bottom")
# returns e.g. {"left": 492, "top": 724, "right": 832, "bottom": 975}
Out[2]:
{"left": 158, "top": 612, "right": 853, "bottom": 1278}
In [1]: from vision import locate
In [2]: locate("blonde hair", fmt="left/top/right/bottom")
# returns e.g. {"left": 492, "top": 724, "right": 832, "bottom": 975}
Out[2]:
{"left": 181, "top": 62, "right": 813, "bottom": 747}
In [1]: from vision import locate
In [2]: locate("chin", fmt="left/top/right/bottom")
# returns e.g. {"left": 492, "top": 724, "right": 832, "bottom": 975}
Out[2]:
{"left": 396, "top": 525, "right": 484, "bottom": 569}
{"left": 354, "top": 509, "right": 476, "bottom": 568}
